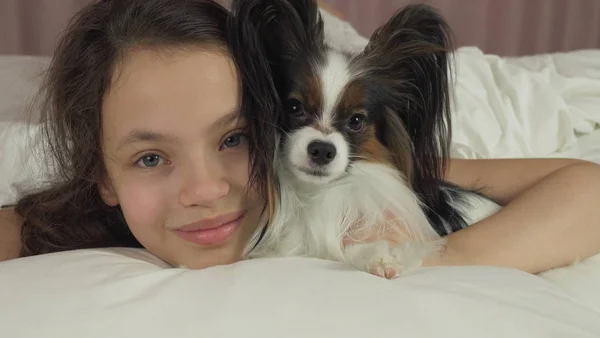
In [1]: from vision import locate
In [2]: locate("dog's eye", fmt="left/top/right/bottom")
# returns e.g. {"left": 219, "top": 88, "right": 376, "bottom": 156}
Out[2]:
{"left": 347, "top": 114, "right": 366, "bottom": 131}
{"left": 284, "top": 98, "right": 305, "bottom": 117}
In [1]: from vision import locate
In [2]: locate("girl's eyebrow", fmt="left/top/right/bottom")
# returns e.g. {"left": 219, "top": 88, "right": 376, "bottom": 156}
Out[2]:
{"left": 116, "top": 110, "right": 242, "bottom": 151}
{"left": 215, "top": 109, "right": 242, "bottom": 128}
{"left": 116, "top": 130, "right": 175, "bottom": 151}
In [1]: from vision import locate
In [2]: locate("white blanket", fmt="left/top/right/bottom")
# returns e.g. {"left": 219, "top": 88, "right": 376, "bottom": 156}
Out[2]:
{"left": 450, "top": 47, "right": 600, "bottom": 160}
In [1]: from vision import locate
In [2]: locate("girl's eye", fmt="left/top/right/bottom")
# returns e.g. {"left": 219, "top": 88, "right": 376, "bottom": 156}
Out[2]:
{"left": 220, "top": 133, "right": 249, "bottom": 150}
{"left": 136, "top": 154, "right": 165, "bottom": 168}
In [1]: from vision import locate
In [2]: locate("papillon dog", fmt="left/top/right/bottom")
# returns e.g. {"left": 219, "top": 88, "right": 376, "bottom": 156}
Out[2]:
{"left": 228, "top": 0, "right": 502, "bottom": 278}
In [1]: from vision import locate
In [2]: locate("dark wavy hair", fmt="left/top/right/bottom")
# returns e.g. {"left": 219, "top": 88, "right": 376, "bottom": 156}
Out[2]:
{"left": 16, "top": 0, "right": 276, "bottom": 257}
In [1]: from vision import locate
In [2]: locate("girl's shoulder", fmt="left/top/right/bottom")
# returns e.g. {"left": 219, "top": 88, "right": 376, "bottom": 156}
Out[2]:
{"left": 0, "top": 207, "right": 22, "bottom": 261}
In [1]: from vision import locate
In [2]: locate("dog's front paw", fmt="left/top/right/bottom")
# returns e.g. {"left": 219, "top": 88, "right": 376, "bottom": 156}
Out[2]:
{"left": 344, "top": 239, "right": 445, "bottom": 279}
{"left": 343, "top": 241, "right": 401, "bottom": 279}
{"left": 368, "top": 254, "right": 399, "bottom": 279}
{"left": 388, "top": 241, "right": 440, "bottom": 272}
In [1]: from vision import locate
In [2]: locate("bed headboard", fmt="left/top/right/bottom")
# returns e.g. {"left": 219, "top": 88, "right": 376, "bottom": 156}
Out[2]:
{"left": 0, "top": 0, "right": 598, "bottom": 57}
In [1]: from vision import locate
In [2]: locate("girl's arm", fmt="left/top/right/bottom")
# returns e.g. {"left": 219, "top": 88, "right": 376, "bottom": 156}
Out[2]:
{"left": 427, "top": 158, "right": 600, "bottom": 273}
{"left": 0, "top": 207, "right": 22, "bottom": 261}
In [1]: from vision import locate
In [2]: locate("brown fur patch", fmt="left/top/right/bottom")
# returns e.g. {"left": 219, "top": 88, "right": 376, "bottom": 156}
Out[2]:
{"left": 336, "top": 81, "right": 366, "bottom": 113}
{"left": 339, "top": 80, "right": 415, "bottom": 185}
{"left": 356, "top": 125, "right": 392, "bottom": 164}
{"left": 305, "top": 74, "right": 323, "bottom": 113}
{"left": 289, "top": 73, "right": 323, "bottom": 119}
{"left": 356, "top": 124, "right": 413, "bottom": 185}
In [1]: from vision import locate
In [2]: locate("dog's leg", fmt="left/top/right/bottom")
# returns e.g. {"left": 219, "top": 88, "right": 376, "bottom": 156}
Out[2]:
{"left": 343, "top": 239, "right": 446, "bottom": 279}
{"left": 343, "top": 241, "right": 400, "bottom": 278}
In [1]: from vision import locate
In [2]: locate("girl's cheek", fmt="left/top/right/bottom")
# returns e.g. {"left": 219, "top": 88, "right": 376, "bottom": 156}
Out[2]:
{"left": 118, "top": 174, "right": 173, "bottom": 228}
{"left": 226, "top": 149, "right": 251, "bottom": 186}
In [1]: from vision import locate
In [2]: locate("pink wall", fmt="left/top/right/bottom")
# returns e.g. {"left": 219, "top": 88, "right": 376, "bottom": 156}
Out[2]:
{"left": 324, "top": 0, "right": 600, "bottom": 56}
{"left": 1, "top": 0, "right": 598, "bottom": 57}
{"left": 0, "top": 0, "right": 90, "bottom": 56}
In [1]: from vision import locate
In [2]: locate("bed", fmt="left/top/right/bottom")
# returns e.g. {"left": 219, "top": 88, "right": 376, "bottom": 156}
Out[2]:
{"left": 2, "top": 7, "right": 600, "bottom": 338}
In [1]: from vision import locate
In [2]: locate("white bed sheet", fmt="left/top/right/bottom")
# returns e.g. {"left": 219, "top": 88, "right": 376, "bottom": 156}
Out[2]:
{"left": 576, "top": 130, "right": 600, "bottom": 164}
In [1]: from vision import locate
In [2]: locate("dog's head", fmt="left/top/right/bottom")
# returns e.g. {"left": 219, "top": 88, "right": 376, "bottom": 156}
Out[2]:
{"left": 229, "top": 0, "right": 453, "bottom": 201}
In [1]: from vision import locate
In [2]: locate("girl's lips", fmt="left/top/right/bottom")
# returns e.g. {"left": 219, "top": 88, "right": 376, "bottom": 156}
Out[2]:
{"left": 174, "top": 211, "right": 246, "bottom": 246}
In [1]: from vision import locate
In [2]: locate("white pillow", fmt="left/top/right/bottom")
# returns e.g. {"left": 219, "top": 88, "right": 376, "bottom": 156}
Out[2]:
{"left": 0, "top": 121, "right": 50, "bottom": 206}
{"left": 0, "top": 55, "right": 50, "bottom": 206}
{"left": 1, "top": 249, "right": 599, "bottom": 338}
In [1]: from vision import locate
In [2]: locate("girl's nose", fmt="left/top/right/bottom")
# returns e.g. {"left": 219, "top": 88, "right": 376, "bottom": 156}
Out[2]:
{"left": 178, "top": 158, "right": 230, "bottom": 207}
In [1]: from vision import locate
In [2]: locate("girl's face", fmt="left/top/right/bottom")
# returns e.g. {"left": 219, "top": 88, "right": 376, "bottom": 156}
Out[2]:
{"left": 99, "top": 47, "right": 265, "bottom": 269}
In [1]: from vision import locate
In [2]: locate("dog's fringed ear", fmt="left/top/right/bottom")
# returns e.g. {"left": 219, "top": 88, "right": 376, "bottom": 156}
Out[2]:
{"left": 228, "top": 0, "right": 284, "bottom": 214}
{"left": 229, "top": 0, "right": 324, "bottom": 94}
{"left": 228, "top": 0, "right": 324, "bottom": 211}
{"left": 228, "top": 0, "right": 324, "bottom": 250}
{"left": 356, "top": 4, "right": 454, "bottom": 205}
{"left": 381, "top": 108, "right": 415, "bottom": 186}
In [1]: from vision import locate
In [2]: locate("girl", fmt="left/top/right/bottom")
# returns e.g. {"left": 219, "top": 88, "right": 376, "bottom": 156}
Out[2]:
{"left": 1, "top": 0, "right": 600, "bottom": 274}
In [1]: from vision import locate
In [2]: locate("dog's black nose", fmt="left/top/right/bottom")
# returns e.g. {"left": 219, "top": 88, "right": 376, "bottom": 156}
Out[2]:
{"left": 307, "top": 141, "right": 336, "bottom": 166}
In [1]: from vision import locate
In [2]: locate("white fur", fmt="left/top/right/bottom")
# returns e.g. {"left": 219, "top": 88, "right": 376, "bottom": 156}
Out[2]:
{"left": 285, "top": 127, "right": 349, "bottom": 184}
{"left": 244, "top": 160, "right": 445, "bottom": 278}
{"left": 319, "top": 50, "right": 352, "bottom": 127}
{"left": 452, "top": 191, "right": 502, "bottom": 225}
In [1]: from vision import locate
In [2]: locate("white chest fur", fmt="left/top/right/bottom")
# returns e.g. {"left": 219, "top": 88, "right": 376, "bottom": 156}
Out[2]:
{"left": 246, "top": 161, "right": 444, "bottom": 277}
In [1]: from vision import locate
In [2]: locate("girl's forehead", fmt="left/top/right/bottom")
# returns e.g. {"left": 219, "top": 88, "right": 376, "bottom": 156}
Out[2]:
{"left": 109, "top": 47, "right": 238, "bottom": 97}
{"left": 101, "top": 48, "right": 241, "bottom": 146}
